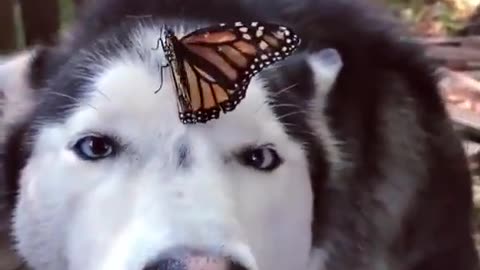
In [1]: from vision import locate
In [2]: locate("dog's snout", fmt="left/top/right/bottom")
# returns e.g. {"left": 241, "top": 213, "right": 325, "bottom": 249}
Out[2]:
{"left": 142, "top": 256, "right": 249, "bottom": 270}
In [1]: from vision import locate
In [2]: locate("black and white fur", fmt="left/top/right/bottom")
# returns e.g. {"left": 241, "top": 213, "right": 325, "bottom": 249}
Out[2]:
{"left": 0, "top": 0, "right": 478, "bottom": 270}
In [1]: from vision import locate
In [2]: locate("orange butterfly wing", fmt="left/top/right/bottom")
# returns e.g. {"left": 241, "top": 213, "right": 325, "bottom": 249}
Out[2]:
{"left": 166, "top": 22, "right": 300, "bottom": 124}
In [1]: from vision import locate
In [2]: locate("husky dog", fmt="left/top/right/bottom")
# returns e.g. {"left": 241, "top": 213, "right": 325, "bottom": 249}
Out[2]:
{"left": 1, "top": 0, "right": 478, "bottom": 270}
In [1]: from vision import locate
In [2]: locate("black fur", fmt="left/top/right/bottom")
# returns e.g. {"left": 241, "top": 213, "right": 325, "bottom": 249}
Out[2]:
{"left": 3, "top": 0, "right": 478, "bottom": 269}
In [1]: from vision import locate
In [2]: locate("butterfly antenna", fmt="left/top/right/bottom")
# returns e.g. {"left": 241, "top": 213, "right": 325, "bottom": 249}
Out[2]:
{"left": 155, "top": 64, "right": 170, "bottom": 94}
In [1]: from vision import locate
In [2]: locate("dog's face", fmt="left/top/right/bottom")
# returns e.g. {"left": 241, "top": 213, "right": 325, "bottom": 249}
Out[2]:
{"left": 6, "top": 23, "right": 343, "bottom": 270}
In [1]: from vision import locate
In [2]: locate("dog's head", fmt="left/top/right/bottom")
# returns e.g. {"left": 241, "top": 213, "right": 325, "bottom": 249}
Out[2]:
{"left": 0, "top": 17, "right": 343, "bottom": 270}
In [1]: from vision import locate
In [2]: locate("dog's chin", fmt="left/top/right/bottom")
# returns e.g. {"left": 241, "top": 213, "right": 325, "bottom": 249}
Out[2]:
{"left": 142, "top": 256, "right": 249, "bottom": 270}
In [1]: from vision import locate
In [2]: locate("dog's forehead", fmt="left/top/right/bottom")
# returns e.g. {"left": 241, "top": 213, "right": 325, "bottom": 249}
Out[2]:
{"left": 31, "top": 22, "right": 305, "bottom": 152}
{"left": 66, "top": 48, "right": 283, "bottom": 146}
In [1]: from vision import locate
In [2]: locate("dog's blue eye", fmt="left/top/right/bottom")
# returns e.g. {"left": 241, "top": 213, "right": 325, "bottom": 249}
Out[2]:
{"left": 240, "top": 145, "right": 283, "bottom": 172}
{"left": 72, "top": 135, "right": 115, "bottom": 160}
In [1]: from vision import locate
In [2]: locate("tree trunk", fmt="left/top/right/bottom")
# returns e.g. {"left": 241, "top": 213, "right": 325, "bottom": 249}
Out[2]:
{"left": 20, "top": 0, "right": 60, "bottom": 47}
{"left": 0, "top": 0, "right": 17, "bottom": 53}
{"left": 73, "top": 0, "right": 88, "bottom": 17}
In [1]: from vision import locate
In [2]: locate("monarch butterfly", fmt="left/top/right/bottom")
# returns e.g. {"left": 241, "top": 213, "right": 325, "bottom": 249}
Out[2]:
{"left": 156, "top": 21, "right": 301, "bottom": 124}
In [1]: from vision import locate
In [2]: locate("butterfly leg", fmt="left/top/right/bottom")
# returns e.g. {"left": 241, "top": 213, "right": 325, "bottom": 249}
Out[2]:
{"left": 152, "top": 38, "right": 161, "bottom": 50}
{"left": 155, "top": 63, "right": 170, "bottom": 94}
{"left": 152, "top": 37, "right": 164, "bottom": 51}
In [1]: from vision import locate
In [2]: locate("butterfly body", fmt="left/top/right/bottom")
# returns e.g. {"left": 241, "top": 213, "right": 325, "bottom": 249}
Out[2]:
{"left": 161, "top": 21, "right": 301, "bottom": 124}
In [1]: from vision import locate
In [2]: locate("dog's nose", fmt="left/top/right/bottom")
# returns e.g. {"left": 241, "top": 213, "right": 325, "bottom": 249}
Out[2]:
{"left": 142, "top": 256, "right": 249, "bottom": 270}
{"left": 142, "top": 258, "right": 185, "bottom": 270}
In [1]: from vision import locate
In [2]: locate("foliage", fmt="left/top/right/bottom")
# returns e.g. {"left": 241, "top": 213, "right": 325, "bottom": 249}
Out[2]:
{"left": 60, "top": 0, "right": 75, "bottom": 28}
{"left": 385, "top": 0, "right": 479, "bottom": 35}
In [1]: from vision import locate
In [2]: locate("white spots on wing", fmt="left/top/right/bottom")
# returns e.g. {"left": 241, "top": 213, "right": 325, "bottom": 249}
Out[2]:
{"left": 259, "top": 41, "right": 269, "bottom": 50}
{"left": 242, "top": 34, "right": 252, "bottom": 40}
{"left": 273, "top": 31, "right": 285, "bottom": 40}
{"left": 256, "top": 29, "right": 264, "bottom": 38}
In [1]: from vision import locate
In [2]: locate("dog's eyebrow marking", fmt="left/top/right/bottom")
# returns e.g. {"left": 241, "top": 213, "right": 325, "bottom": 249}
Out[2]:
{"left": 177, "top": 142, "right": 191, "bottom": 169}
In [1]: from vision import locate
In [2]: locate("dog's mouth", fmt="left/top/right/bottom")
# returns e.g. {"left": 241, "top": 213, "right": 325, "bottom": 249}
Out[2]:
{"left": 142, "top": 256, "right": 249, "bottom": 270}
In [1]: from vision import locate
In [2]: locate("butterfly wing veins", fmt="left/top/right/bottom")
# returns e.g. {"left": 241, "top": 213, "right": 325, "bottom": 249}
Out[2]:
{"left": 154, "top": 22, "right": 301, "bottom": 124}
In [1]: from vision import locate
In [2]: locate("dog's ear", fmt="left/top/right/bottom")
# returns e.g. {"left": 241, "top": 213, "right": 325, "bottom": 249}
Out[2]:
{"left": 0, "top": 49, "right": 38, "bottom": 146}
{"left": 307, "top": 48, "right": 343, "bottom": 98}
{"left": 0, "top": 50, "right": 36, "bottom": 209}
{"left": 305, "top": 48, "right": 344, "bottom": 171}
{"left": 1, "top": 44, "right": 65, "bottom": 141}
{"left": 0, "top": 46, "right": 63, "bottom": 208}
